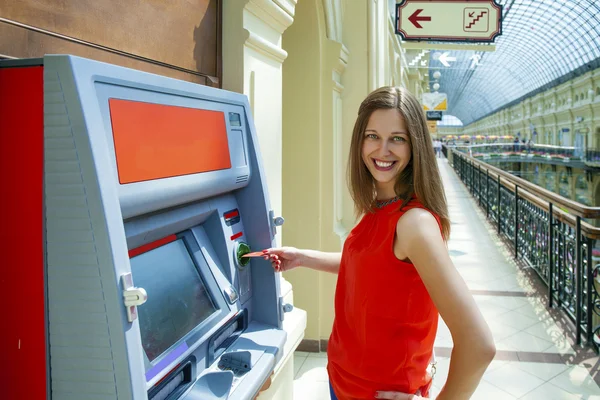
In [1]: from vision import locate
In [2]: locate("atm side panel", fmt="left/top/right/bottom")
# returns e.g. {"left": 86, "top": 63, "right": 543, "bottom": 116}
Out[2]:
{"left": 44, "top": 58, "right": 141, "bottom": 400}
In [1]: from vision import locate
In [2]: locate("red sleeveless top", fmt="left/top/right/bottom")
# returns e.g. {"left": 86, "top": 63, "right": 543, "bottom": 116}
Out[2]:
{"left": 327, "top": 197, "right": 441, "bottom": 399}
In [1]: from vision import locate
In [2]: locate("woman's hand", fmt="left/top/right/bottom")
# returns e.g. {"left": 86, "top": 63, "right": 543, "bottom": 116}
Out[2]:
{"left": 375, "top": 391, "right": 426, "bottom": 400}
{"left": 263, "top": 247, "right": 304, "bottom": 272}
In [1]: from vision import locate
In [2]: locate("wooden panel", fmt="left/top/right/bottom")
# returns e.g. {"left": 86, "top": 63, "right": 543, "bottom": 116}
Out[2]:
{"left": 0, "top": 23, "right": 214, "bottom": 86}
{"left": 0, "top": 0, "right": 220, "bottom": 85}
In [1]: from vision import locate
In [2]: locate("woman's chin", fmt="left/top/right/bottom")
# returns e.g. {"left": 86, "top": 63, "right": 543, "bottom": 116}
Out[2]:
{"left": 372, "top": 173, "right": 399, "bottom": 186}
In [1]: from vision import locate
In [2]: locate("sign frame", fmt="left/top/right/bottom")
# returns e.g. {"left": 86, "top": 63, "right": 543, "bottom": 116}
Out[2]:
{"left": 395, "top": 0, "right": 503, "bottom": 43}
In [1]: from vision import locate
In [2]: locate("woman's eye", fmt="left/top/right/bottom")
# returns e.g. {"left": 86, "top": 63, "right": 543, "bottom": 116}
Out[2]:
{"left": 366, "top": 134, "right": 378, "bottom": 139}
{"left": 393, "top": 136, "right": 406, "bottom": 142}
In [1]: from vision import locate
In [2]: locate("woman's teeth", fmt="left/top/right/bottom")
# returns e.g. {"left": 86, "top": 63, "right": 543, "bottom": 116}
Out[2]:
{"left": 375, "top": 160, "right": 394, "bottom": 168}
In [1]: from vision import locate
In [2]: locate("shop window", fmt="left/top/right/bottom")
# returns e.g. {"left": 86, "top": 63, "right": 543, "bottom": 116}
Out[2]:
{"left": 576, "top": 175, "right": 590, "bottom": 205}
{"left": 559, "top": 171, "right": 570, "bottom": 198}
{"left": 545, "top": 170, "right": 556, "bottom": 192}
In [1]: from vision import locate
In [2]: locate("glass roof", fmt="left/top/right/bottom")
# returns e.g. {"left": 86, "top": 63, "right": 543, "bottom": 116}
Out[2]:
{"left": 399, "top": 0, "right": 600, "bottom": 126}
{"left": 438, "top": 115, "right": 464, "bottom": 127}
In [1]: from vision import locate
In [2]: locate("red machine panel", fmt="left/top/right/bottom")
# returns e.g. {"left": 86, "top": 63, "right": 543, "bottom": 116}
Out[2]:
{"left": 0, "top": 65, "right": 46, "bottom": 400}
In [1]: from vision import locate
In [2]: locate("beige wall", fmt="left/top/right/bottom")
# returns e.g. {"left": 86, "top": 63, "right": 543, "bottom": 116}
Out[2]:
{"left": 281, "top": 0, "right": 326, "bottom": 341}
{"left": 223, "top": 0, "right": 424, "bottom": 347}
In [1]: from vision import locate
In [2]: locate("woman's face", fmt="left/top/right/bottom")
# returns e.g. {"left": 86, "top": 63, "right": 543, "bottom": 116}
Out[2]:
{"left": 361, "top": 109, "right": 412, "bottom": 196}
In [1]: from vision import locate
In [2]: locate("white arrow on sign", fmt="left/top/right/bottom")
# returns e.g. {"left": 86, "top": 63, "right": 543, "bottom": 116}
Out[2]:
{"left": 438, "top": 52, "right": 456, "bottom": 67}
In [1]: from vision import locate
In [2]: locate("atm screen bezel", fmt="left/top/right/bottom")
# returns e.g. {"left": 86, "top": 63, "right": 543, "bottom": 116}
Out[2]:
{"left": 129, "top": 230, "right": 231, "bottom": 383}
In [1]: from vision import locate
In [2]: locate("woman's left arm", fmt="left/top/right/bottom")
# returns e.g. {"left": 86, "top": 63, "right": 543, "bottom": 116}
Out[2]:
{"left": 385, "top": 209, "right": 496, "bottom": 400}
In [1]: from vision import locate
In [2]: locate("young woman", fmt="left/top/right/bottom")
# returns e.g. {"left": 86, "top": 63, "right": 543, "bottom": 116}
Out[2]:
{"left": 265, "top": 87, "right": 495, "bottom": 399}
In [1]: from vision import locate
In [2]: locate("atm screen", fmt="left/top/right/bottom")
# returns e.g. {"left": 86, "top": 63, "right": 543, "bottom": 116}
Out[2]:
{"left": 108, "top": 98, "right": 232, "bottom": 184}
{"left": 130, "top": 238, "right": 218, "bottom": 362}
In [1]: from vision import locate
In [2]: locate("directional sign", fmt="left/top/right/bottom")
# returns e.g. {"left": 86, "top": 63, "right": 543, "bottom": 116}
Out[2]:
{"left": 422, "top": 93, "right": 447, "bottom": 111}
{"left": 426, "top": 111, "right": 443, "bottom": 121}
{"left": 396, "top": 0, "right": 502, "bottom": 43}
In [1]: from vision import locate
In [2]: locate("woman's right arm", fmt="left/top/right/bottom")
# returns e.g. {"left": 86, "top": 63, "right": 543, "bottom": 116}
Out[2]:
{"left": 265, "top": 247, "right": 342, "bottom": 274}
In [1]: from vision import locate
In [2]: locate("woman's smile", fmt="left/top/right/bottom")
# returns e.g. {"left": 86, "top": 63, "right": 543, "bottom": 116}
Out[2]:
{"left": 372, "top": 158, "right": 397, "bottom": 171}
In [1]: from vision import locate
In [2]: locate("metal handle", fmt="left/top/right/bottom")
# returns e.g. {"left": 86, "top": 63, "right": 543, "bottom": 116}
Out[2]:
{"left": 122, "top": 273, "right": 147, "bottom": 322}
{"left": 269, "top": 210, "right": 285, "bottom": 237}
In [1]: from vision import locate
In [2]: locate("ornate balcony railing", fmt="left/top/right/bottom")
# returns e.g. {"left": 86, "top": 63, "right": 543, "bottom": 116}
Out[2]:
{"left": 450, "top": 143, "right": 592, "bottom": 165}
{"left": 448, "top": 148, "right": 600, "bottom": 352}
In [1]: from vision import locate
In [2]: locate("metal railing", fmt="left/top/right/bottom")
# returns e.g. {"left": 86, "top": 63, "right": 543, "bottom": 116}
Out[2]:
{"left": 448, "top": 148, "right": 600, "bottom": 352}
{"left": 587, "top": 148, "right": 600, "bottom": 164}
{"left": 451, "top": 143, "right": 586, "bottom": 161}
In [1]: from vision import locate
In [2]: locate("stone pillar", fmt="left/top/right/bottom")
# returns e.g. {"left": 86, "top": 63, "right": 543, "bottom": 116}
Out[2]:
{"left": 222, "top": 4, "right": 308, "bottom": 399}
{"left": 223, "top": 0, "right": 297, "bottom": 247}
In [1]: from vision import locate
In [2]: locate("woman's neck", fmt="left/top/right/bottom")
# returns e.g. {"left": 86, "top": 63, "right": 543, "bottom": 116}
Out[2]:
{"left": 375, "top": 182, "right": 399, "bottom": 201}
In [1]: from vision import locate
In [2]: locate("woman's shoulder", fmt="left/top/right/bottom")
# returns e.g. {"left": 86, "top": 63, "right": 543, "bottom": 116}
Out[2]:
{"left": 399, "top": 207, "right": 438, "bottom": 226}
{"left": 396, "top": 204, "right": 442, "bottom": 239}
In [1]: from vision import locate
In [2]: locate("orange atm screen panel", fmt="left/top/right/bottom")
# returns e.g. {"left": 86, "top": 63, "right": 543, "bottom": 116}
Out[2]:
{"left": 108, "top": 99, "right": 232, "bottom": 184}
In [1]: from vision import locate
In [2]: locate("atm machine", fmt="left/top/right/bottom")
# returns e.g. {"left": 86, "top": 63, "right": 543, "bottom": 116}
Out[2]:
{"left": 0, "top": 55, "right": 301, "bottom": 400}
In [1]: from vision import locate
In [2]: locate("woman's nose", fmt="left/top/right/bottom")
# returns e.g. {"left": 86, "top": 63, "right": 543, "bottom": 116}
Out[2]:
{"left": 378, "top": 141, "right": 391, "bottom": 155}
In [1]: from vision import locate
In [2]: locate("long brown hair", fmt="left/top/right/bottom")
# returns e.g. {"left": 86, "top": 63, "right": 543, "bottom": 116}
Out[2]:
{"left": 347, "top": 86, "right": 450, "bottom": 240}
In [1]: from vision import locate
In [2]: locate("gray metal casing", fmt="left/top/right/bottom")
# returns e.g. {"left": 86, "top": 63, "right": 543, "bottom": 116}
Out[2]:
{"left": 41, "top": 55, "right": 285, "bottom": 400}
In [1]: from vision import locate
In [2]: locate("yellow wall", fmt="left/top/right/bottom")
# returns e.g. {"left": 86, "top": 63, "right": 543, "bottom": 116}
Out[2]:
{"left": 463, "top": 69, "right": 600, "bottom": 147}
{"left": 281, "top": 0, "right": 325, "bottom": 341}
{"left": 340, "top": 0, "right": 370, "bottom": 232}
{"left": 224, "top": 0, "right": 423, "bottom": 346}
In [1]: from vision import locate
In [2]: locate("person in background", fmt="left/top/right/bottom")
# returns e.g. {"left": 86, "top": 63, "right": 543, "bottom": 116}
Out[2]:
{"left": 264, "top": 87, "right": 496, "bottom": 400}
{"left": 434, "top": 139, "right": 443, "bottom": 158}
{"left": 513, "top": 136, "right": 520, "bottom": 152}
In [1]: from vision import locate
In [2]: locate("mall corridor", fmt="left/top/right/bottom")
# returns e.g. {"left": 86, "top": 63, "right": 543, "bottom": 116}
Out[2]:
{"left": 292, "top": 158, "right": 600, "bottom": 400}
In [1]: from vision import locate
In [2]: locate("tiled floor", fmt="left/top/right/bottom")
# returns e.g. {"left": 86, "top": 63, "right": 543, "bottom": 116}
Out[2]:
{"left": 292, "top": 158, "right": 600, "bottom": 399}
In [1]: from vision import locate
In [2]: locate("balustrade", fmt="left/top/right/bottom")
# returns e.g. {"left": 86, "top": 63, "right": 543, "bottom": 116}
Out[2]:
{"left": 448, "top": 148, "right": 600, "bottom": 352}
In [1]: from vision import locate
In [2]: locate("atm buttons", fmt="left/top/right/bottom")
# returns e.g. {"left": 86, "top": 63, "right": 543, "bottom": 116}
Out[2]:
{"left": 224, "top": 209, "right": 241, "bottom": 226}
{"left": 224, "top": 285, "right": 239, "bottom": 304}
